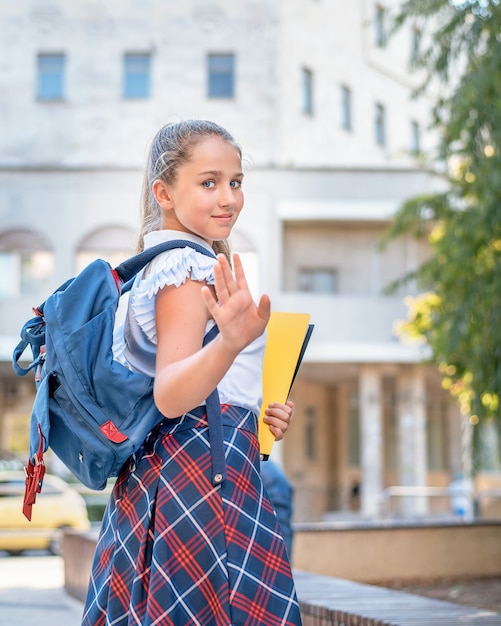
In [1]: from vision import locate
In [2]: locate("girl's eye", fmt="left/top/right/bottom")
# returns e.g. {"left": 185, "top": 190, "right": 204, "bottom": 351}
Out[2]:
{"left": 202, "top": 180, "right": 215, "bottom": 188}
{"left": 230, "top": 180, "right": 242, "bottom": 189}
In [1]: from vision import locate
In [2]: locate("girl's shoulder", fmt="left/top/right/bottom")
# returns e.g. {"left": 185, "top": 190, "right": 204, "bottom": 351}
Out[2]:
{"left": 134, "top": 245, "right": 216, "bottom": 300}
{"left": 128, "top": 245, "right": 216, "bottom": 344}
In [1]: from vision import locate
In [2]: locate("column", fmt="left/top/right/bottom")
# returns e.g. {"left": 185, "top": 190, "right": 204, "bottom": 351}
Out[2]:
{"left": 447, "top": 402, "right": 463, "bottom": 474}
{"left": 0, "top": 382, "right": 7, "bottom": 457}
{"left": 359, "top": 366, "right": 383, "bottom": 518}
{"left": 336, "top": 383, "right": 351, "bottom": 511}
{"left": 396, "top": 366, "right": 427, "bottom": 516}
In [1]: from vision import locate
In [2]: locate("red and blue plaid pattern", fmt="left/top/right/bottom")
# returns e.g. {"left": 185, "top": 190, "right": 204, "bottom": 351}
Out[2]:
{"left": 81, "top": 405, "right": 302, "bottom": 625}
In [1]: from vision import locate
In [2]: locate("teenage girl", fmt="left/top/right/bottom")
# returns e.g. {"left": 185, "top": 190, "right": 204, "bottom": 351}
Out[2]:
{"left": 81, "top": 119, "right": 302, "bottom": 625}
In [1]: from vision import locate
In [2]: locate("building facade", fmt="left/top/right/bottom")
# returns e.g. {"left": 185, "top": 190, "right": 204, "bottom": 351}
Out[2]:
{"left": 1, "top": 0, "right": 498, "bottom": 522}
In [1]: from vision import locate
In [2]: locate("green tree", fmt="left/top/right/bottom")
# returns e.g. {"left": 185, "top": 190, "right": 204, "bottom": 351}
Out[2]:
{"left": 386, "top": 0, "right": 501, "bottom": 463}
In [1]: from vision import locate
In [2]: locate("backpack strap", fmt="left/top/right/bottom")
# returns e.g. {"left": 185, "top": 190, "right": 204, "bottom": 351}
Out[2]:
{"left": 121, "top": 240, "right": 226, "bottom": 485}
{"left": 115, "top": 239, "right": 217, "bottom": 285}
{"left": 203, "top": 324, "right": 227, "bottom": 486}
{"left": 12, "top": 315, "right": 46, "bottom": 376}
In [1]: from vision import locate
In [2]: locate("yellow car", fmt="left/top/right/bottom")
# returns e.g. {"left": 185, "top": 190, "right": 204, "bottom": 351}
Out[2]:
{"left": 0, "top": 470, "right": 90, "bottom": 555}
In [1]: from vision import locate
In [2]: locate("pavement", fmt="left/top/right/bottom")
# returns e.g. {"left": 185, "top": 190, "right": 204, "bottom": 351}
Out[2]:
{"left": 0, "top": 553, "right": 83, "bottom": 626}
{"left": 2, "top": 552, "right": 500, "bottom": 625}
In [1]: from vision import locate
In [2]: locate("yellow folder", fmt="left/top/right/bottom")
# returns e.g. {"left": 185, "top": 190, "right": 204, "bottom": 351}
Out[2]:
{"left": 258, "top": 311, "right": 313, "bottom": 460}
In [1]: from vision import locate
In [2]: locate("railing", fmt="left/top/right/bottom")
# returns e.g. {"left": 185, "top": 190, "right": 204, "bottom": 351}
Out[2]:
{"left": 379, "top": 485, "right": 501, "bottom": 519}
{"left": 476, "top": 488, "right": 501, "bottom": 518}
{"left": 379, "top": 485, "right": 452, "bottom": 518}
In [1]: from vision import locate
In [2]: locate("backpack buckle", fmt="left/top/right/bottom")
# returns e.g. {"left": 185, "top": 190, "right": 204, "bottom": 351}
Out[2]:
{"left": 35, "top": 346, "right": 46, "bottom": 383}
{"left": 22, "top": 426, "right": 46, "bottom": 521}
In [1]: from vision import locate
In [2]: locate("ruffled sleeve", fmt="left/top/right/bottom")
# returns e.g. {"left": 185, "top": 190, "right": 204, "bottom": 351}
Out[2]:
{"left": 130, "top": 247, "right": 216, "bottom": 344}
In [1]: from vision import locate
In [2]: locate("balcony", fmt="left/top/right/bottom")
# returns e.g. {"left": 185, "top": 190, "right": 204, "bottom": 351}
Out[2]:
{"left": 273, "top": 292, "right": 429, "bottom": 364}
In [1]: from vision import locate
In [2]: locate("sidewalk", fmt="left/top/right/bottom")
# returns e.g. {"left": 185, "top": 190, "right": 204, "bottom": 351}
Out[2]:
{"left": 0, "top": 554, "right": 83, "bottom": 626}
{"left": 2, "top": 553, "right": 500, "bottom": 625}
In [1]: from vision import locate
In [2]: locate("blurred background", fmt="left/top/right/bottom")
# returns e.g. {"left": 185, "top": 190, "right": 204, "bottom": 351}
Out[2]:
{"left": 0, "top": 0, "right": 500, "bottom": 540}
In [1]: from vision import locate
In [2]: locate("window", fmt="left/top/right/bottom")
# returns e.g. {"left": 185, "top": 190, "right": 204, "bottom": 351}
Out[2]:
{"left": 298, "top": 268, "right": 337, "bottom": 293}
{"left": 305, "top": 406, "right": 317, "bottom": 461}
{"left": 301, "top": 67, "right": 314, "bottom": 115}
{"left": 375, "top": 103, "right": 386, "bottom": 146}
{"left": 375, "top": 5, "right": 387, "bottom": 48}
{"left": 123, "top": 53, "right": 151, "bottom": 99}
{"left": 76, "top": 226, "right": 136, "bottom": 273}
{"left": 410, "top": 120, "right": 420, "bottom": 154}
{"left": 0, "top": 230, "right": 53, "bottom": 299}
{"left": 410, "top": 26, "right": 422, "bottom": 64}
{"left": 340, "top": 85, "right": 352, "bottom": 130}
{"left": 37, "top": 53, "right": 65, "bottom": 100}
{"left": 207, "top": 53, "right": 235, "bottom": 98}
{"left": 0, "top": 477, "right": 26, "bottom": 497}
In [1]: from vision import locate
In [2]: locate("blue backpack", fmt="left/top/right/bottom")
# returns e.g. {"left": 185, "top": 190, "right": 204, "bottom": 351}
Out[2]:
{"left": 12, "top": 240, "right": 225, "bottom": 519}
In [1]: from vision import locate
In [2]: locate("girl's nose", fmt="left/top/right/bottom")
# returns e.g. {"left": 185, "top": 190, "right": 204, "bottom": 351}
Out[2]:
{"left": 219, "top": 185, "right": 236, "bottom": 207}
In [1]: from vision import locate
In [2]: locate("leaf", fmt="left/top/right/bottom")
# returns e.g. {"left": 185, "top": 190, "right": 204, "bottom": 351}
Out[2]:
{"left": 387, "top": 0, "right": 501, "bottom": 460}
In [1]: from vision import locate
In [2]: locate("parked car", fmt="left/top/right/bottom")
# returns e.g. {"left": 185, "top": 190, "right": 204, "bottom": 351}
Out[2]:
{"left": 0, "top": 471, "right": 90, "bottom": 555}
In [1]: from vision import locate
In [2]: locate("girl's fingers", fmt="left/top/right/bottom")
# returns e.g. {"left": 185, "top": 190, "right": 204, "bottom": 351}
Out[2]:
{"left": 202, "top": 253, "right": 270, "bottom": 352}
{"left": 266, "top": 424, "right": 285, "bottom": 442}
{"left": 210, "top": 258, "right": 224, "bottom": 300}
{"left": 201, "top": 285, "right": 218, "bottom": 315}
{"left": 213, "top": 254, "right": 258, "bottom": 303}
{"left": 216, "top": 254, "right": 238, "bottom": 296}
{"left": 263, "top": 399, "right": 294, "bottom": 440}
{"left": 265, "top": 400, "right": 294, "bottom": 418}
{"left": 232, "top": 253, "right": 250, "bottom": 291}
{"left": 257, "top": 294, "right": 271, "bottom": 323}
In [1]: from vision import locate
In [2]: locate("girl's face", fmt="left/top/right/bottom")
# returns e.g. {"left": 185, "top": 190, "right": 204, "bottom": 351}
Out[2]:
{"left": 156, "top": 135, "right": 244, "bottom": 244}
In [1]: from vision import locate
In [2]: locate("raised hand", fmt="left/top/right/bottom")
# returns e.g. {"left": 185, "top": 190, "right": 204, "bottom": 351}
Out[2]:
{"left": 201, "top": 253, "right": 271, "bottom": 354}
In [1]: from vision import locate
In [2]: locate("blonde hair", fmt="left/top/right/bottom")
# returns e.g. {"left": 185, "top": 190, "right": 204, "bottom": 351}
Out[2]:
{"left": 138, "top": 119, "right": 242, "bottom": 262}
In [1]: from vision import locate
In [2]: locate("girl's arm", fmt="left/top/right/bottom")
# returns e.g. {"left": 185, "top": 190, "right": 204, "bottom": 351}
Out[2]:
{"left": 154, "top": 253, "right": 270, "bottom": 418}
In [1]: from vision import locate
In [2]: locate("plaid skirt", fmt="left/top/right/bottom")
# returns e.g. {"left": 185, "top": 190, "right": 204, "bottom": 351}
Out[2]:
{"left": 81, "top": 404, "right": 302, "bottom": 626}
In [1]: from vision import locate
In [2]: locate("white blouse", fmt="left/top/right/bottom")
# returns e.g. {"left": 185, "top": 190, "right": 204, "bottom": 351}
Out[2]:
{"left": 113, "top": 230, "right": 266, "bottom": 416}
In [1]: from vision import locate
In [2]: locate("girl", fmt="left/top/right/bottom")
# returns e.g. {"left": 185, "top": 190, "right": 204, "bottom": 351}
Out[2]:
{"left": 81, "top": 120, "right": 303, "bottom": 626}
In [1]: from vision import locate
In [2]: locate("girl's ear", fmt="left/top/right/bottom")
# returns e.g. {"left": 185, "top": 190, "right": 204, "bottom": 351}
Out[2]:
{"left": 152, "top": 179, "right": 174, "bottom": 209}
